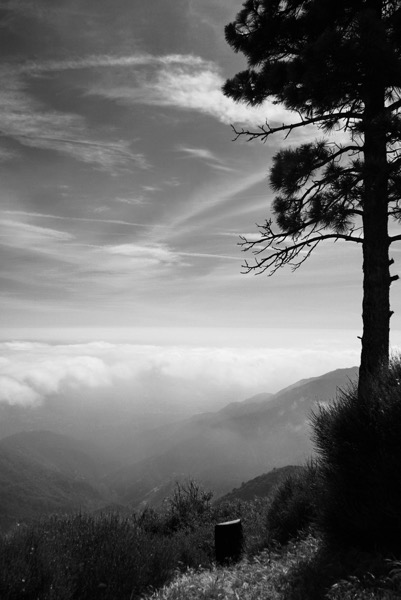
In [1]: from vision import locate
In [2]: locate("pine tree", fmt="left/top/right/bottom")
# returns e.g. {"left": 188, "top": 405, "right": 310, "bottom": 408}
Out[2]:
{"left": 223, "top": 0, "right": 401, "bottom": 395}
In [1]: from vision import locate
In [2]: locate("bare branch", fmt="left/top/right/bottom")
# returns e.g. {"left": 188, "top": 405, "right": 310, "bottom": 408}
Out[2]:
{"left": 231, "top": 111, "right": 363, "bottom": 142}
{"left": 240, "top": 229, "right": 363, "bottom": 276}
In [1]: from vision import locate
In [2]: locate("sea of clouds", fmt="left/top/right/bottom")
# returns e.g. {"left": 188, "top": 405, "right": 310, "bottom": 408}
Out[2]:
{"left": 0, "top": 341, "right": 359, "bottom": 411}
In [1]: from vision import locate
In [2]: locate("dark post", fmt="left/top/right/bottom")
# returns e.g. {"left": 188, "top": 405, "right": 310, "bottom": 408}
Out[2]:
{"left": 214, "top": 518, "right": 243, "bottom": 565}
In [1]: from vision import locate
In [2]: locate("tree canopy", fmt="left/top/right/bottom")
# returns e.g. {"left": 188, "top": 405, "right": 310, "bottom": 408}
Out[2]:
{"left": 223, "top": 0, "right": 401, "bottom": 394}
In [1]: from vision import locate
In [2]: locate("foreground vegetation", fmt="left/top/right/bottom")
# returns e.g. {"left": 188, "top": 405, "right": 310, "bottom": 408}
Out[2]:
{"left": 3, "top": 361, "right": 401, "bottom": 599}
{"left": 0, "top": 482, "right": 270, "bottom": 600}
{"left": 147, "top": 535, "right": 401, "bottom": 600}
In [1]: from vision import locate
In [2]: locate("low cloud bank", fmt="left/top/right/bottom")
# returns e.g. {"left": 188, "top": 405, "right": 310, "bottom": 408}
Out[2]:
{"left": 0, "top": 341, "right": 358, "bottom": 409}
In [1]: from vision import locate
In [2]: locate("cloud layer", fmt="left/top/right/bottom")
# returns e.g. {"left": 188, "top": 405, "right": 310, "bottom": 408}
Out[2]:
{"left": 85, "top": 54, "right": 290, "bottom": 126}
{"left": 0, "top": 341, "right": 359, "bottom": 408}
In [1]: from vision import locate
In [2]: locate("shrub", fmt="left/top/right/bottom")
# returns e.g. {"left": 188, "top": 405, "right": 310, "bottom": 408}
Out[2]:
{"left": 0, "top": 513, "right": 186, "bottom": 600}
{"left": 311, "top": 358, "right": 401, "bottom": 551}
{"left": 0, "top": 481, "right": 223, "bottom": 600}
{"left": 0, "top": 481, "right": 274, "bottom": 599}
{"left": 266, "top": 463, "right": 319, "bottom": 546}
{"left": 165, "top": 479, "right": 213, "bottom": 532}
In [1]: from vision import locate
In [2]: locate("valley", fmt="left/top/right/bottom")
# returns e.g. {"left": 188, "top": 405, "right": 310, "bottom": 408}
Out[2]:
{"left": 0, "top": 366, "right": 358, "bottom": 532}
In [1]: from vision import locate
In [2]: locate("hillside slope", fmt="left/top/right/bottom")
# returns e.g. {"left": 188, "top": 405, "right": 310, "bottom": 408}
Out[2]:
{"left": 107, "top": 367, "right": 358, "bottom": 506}
{"left": 0, "top": 431, "right": 113, "bottom": 532}
{"left": 218, "top": 465, "right": 304, "bottom": 503}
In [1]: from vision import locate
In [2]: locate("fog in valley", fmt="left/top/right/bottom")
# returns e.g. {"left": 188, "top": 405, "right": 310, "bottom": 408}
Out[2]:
{"left": 0, "top": 337, "right": 361, "bottom": 532}
{"left": 1, "top": 339, "right": 360, "bottom": 406}
{"left": 0, "top": 339, "right": 359, "bottom": 429}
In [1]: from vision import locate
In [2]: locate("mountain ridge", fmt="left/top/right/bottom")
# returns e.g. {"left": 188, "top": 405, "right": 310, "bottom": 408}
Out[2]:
{"left": 218, "top": 465, "right": 305, "bottom": 503}
{"left": 0, "top": 366, "right": 359, "bottom": 529}
{"left": 0, "top": 430, "right": 114, "bottom": 533}
{"left": 106, "top": 366, "right": 358, "bottom": 506}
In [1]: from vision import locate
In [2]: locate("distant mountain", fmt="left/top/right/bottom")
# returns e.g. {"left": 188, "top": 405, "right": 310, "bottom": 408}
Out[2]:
{"left": 0, "top": 431, "right": 114, "bottom": 533}
{"left": 0, "top": 430, "right": 103, "bottom": 479}
{"left": 217, "top": 392, "right": 274, "bottom": 418}
{"left": 0, "top": 367, "right": 358, "bottom": 528}
{"left": 107, "top": 367, "right": 358, "bottom": 507}
{"left": 218, "top": 466, "right": 305, "bottom": 503}
{"left": 0, "top": 390, "right": 196, "bottom": 471}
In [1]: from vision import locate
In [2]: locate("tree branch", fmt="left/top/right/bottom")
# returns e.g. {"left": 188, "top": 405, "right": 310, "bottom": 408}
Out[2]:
{"left": 231, "top": 112, "right": 363, "bottom": 142}
{"left": 240, "top": 231, "right": 363, "bottom": 275}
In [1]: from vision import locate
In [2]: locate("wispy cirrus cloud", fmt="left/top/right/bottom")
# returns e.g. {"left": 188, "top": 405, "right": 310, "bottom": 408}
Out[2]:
{"left": 113, "top": 196, "right": 147, "bottom": 206}
{"left": 19, "top": 53, "right": 209, "bottom": 74}
{"left": 178, "top": 146, "right": 219, "bottom": 161}
{"left": 178, "top": 251, "right": 240, "bottom": 261}
{"left": 0, "top": 211, "right": 239, "bottom": 305}
{"left": 177, "top": 145, "right": 234, "bottom": 172}
{"left": 103, "top": 243, "right": 183, "bottom": 267}
{"left": 0, "top": 69, "right": 148, "bottom": 171}
{"left": 1, "top": 53, "right": 250, "bottom": 171}
{"left": 0, "top": 219, "right": 73, "bottom": 248}
{"left": 2, "top": 210, "right": 161, "bottom": 229}
{"left": 17, "top": 132, "right": 149, "bottom": 172}
{"left": 85, "top": 55, "right": 291, "bottom": 126}
{"left": 167, "top": 169, "right": 267, "bottom": 233}
{"left": 142, "top": 185, "right": 162, "bottom": 193}
{"left": 104, "top": 243, "right": 240, "bottom": 264}
{"left": 0, "top": 214, "right": 185, "bottom": 288}
{"left": 0, "top": 51, "right": 322, "bottom": 167}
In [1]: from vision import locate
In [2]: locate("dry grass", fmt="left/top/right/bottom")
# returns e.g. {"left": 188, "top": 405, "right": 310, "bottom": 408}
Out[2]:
{"left": 144, "top": 535, "right": 401, "bottom": 600}
{"left": 144, "top": 536, "right": 319, "bottom": 600}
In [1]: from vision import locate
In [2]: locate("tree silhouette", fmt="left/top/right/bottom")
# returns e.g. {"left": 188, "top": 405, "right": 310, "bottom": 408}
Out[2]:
{"left": 223, "top": 0, "right": 401, "bottom": 394}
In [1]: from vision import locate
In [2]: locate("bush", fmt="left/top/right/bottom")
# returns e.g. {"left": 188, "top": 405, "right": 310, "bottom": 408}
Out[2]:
{"left": 0, "top": 513, "right": 180, "bottom": 600}
{"left": 266, "top": 463, "right": 319, "bottom": 545}
{"left": 165, "top": 479, "right": 213, "bottom": 532}
{"left": 0, "top": 481, "right": 274, "bottom": 599}
{"left": 311, "top": 358, "right": 401, "bottom": 551}
{"left": 0, "top": 481, "right": 224, "bottom": 600}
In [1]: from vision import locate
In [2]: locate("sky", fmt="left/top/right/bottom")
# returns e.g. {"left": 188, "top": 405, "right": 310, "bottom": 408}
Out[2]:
{"left": 0, "top": 0, "right": 400, "bottom": 406}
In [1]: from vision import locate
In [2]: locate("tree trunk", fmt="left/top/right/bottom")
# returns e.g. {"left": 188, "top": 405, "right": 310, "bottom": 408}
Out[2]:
{"left": 359, "top": 197, "right": 390, "bottom": 396}
{"left": 359, "top": 8, "right": 390, "bottom": 397}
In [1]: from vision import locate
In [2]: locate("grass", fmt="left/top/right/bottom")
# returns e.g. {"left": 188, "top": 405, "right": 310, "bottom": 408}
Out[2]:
{"left": 2, "top": 502, "right": 401, "bottom": 600}
{"left": 144, "top": 535, "right": 401, "bottom": 600}
{"left": 144, "top": 536, "right": 320, "bottom": 600}
{"left": 0, "top": 513, "right": 180, "bottom": 600}
{"left": 0, "top": 483, "right": 271, "bottom": 600}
